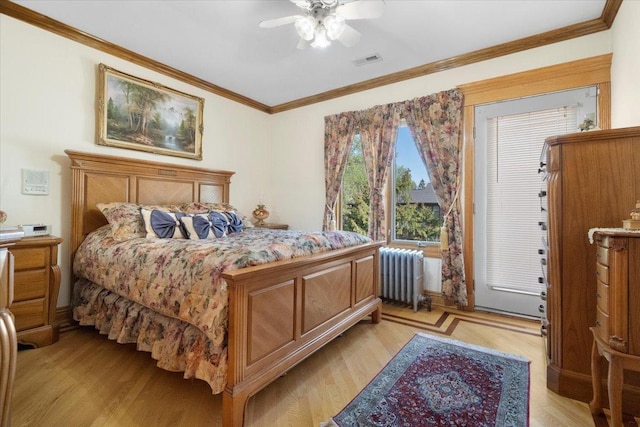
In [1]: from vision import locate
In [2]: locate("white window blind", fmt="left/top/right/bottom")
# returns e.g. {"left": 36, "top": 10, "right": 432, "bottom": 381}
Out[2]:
{"left": 486, "top": 106, "right": 577, "bottom": 294}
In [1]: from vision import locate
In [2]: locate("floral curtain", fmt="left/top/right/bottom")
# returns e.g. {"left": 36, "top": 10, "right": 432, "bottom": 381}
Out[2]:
{"left": 323, "top": 112, "right": 359, "bottom": 230}
{"left": 356, "top": 104, "right": 401, "bottom": 241}
{"left": 403, "top": 88, "right": 467, "bottom": 306}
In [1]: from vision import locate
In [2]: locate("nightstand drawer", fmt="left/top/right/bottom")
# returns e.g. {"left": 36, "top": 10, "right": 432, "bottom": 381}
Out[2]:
{"left": 12, "top": 247, "right": 48, "bottom": 271}
{"left": 13, "top": 268, "right": 47, "bottom": 301}
{"left": 11, "top": 298, "right": 46, "bottom": 331}
{"left": 596, "top": 279, "right": 609, "bottom": 314}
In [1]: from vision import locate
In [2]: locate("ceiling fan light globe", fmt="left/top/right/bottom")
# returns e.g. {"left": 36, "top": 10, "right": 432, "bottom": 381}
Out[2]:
{"left": 323, "top": 14, "right": 345, "bottom": 40}
{"left": 311, "top": 26, "right": 331, "bottom": 48}
{"left": 295, "top": 16, "right": 316, "bottom": 41}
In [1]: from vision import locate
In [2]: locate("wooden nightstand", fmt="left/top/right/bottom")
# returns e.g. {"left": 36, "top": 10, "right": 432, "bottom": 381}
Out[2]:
{"left": 8, "top": 235, "right": 63, "bottom": 347}
{"left": 255, "top": 223, "right": 289, "bottom": 230}
{"left": 0, "top": 245, "right": 17, "bottom": 425}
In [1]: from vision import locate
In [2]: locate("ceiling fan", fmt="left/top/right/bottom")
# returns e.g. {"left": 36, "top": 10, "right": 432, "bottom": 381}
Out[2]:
{"left": 259, "top": 0, "right": 385, "bottom": 49}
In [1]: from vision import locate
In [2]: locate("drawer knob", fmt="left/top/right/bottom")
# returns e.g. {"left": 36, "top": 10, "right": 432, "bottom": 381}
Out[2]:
{"left": 596, "top": 292, "right": 601, "bottom": 299}
{"left": 538, "top": 304, "right": 545, "bottom": 313}
{"left": 595, "top": 320, "right": 601, "bottom": 327}
{"left": 540, "top": 291, "right": 547, "bottom": 301}
{"left": 540, "top": 325, "right": 548, "bottom": 337}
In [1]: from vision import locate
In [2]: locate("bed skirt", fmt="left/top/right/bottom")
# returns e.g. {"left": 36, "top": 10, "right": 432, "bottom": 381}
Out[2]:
{"left": 72, "top": 278, "right": 227, "bottom": 394}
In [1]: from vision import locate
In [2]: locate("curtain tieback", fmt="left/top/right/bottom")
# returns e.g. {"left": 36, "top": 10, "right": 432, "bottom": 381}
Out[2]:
{"left": 440, "top": 184, "right": 461, "bottom": 251}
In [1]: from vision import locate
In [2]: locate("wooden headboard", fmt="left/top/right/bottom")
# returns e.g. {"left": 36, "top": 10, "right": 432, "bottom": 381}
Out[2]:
{"left": 65, "top": 149, "right": 234, "bottom": 271}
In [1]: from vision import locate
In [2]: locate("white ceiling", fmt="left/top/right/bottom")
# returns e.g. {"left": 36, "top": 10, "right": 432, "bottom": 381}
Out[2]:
{"left": 14, "top": 0, "right": 607, "bottom": 107}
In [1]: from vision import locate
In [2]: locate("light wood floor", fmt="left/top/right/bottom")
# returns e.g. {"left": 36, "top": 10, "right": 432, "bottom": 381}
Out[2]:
{"left": 10, "top": 304, "right": 634, "bottom": 426}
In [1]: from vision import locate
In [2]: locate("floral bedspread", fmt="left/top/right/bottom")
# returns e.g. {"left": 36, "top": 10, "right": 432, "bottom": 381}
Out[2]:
{"left": 73, "top": 226, "right": 371, "bottom": 346}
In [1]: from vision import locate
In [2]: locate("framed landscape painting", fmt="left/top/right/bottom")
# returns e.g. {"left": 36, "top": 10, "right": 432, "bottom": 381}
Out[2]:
{"left": 96, "top": 64, "right": 204, "bottom": 160}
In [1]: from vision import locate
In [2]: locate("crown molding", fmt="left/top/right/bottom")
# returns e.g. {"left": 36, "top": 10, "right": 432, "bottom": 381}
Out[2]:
{"left": 1, "top": 0, "right": 622, "bottom": 114}
{"left": 0, "top": 0, "right": 271, "bottom": 114}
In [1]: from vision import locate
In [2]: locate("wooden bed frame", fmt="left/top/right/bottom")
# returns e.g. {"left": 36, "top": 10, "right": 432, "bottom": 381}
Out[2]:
{"left": 65, "top": 150, "right": 383, "bottom": 427}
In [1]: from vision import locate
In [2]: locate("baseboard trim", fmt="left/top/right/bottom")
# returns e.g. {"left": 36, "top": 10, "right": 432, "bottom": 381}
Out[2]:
{"left": 55, "top": 305, "right": 77, "bottom": 331}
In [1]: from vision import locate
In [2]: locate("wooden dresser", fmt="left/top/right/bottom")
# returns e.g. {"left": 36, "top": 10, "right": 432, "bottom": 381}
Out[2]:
{"left": 545, "top": 126, "right": 640, "bottom": 413}
{"left": 590, "top": 230, "right": 640, "bottom": 426}
{"left": 8, "top": 235, "right": 63, "bottom": 347}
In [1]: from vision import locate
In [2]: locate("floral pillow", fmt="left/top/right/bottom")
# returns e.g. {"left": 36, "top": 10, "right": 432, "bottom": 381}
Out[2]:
{"left": 96, "top": 202, "right": 170, "bottom": 242}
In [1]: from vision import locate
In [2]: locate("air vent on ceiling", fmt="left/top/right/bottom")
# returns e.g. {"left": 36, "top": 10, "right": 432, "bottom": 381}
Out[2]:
{"left": 353, "top": 53, "right": 383, "bottom": 66}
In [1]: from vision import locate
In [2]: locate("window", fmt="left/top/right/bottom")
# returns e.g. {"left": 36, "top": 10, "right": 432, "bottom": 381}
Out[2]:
{"left": 340, "top": 127, "right": 441, "bottom": 246}
{"left": 392, "top": 126, "right": 441, "bottom": 244}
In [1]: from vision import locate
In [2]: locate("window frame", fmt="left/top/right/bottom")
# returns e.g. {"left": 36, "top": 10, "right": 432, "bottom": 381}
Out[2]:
{"left": 338, "top": 129, "right": 442, "bottom": 258}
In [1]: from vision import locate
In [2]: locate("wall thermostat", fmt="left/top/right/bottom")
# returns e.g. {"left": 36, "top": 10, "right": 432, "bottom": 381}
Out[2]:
{"left": 22, "top": 169, "right": 49, "bottom": 195}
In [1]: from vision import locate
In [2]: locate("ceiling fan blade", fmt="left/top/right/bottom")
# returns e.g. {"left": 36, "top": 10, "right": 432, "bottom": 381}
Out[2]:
{"left": 259, "top": 15, "right": 301, "bottom": 29}
{"left": 337, "top": 0, "right": 385, "bottom": 20}
{"left": 290, "top": 0, "right": 312, "bottom": 8}
{"left": 297, "top": 37, "right": 310, "bottom": 50}
{"left": 338, "top": 24, "right": 361, "bottom": 47}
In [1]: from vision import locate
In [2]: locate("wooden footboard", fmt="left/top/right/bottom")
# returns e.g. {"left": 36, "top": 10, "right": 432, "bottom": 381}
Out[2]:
{"left": 222, "top": 241, "right": 383, "bottom": 427}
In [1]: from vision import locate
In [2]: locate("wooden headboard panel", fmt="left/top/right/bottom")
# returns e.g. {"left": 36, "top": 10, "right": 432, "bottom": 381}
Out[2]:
{"left": 65, "top": 149, "right": 234, "bottom": 265}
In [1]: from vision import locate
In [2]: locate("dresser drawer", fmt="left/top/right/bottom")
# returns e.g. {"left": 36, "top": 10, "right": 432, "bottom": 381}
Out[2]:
{"left": 595, "top": 306, "right": 609, "bottom": 342}
{"left": 13, "top": 268, "right": 47, "bottom": 302}
{"left": 10, "top": 298, "right": 46, "bottom": 331}
{"left": 596, "top": 244, "right": 609, "bottom": 267}
{"left": 11, "top": 247, "right": 48, "bottom": 271}
{"left": 596, "top": 279, "right": 609, "bottom": 314}
{"left": 596, "top": 262, "right": 609, "bottom": 285}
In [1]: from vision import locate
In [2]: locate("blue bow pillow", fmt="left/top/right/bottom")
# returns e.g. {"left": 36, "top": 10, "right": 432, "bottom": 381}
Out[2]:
{"left": 141, "top": 209, "right": 188, "bottom": 239}
{"left": 180, "top": 212, "right": 229, "bottom": 240}
{"left": 222, "top": 211, "right": 243, "bottom": 233}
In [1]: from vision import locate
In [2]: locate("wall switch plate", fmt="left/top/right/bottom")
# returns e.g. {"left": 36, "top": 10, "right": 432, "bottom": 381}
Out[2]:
{"left": 22, "top": 169, "right": 49, "bottom": 195}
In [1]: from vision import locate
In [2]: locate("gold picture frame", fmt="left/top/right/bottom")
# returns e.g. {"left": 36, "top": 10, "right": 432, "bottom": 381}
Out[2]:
{"left": 96, "top": 64, "right": 204, "bottom": 160}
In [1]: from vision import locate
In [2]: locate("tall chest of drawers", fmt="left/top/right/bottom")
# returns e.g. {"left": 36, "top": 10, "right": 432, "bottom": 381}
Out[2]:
{"left": 544, "top": 126, "right": 640, "bottom": 411}
{"left": 590, "top": 231, "right": 640, "bottom": 425}
{"left": 8, "top": 235, "right": 63, "bottom": 347}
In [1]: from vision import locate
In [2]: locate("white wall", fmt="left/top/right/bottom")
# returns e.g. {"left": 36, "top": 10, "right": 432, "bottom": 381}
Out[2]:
{"left": 610, "top": 0, "right": 640, "bottom": 128}
{"left": 3, "top": 7, "right": 638, "bottom": 303}
{"left": 0, "top": 15, "right": 272, "bottom": 306}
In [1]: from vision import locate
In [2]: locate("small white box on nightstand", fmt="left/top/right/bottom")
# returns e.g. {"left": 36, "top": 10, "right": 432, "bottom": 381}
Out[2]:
{"left": 21, "top": 224, "right": 51, "bottom": 237}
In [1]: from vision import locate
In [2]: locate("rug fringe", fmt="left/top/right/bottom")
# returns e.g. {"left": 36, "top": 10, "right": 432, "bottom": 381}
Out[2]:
{"left": 416, "top": 332, "right": 530, "bottom": 363}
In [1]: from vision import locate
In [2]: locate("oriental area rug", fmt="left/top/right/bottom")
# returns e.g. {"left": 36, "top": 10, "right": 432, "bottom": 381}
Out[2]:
{"left": 323, "top": 333, "right": 530, "bottom": 427}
